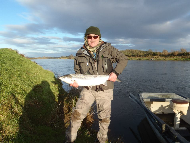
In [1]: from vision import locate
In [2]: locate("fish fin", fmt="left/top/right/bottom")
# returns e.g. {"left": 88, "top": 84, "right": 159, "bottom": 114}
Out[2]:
{"left": 103, "top": 81, "right": 108, "bottom": 86}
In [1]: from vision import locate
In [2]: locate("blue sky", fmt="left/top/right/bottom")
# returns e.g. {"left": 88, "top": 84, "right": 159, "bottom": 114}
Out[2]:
{"left": 1, "top": 0, "right": 190, "bottom": 57}
{"left": 1, "top": 0, "right": 28, "bottom": 30}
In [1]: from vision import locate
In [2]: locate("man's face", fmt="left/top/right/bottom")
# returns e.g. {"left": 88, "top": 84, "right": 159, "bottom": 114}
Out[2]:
{"left": 87, "top": 34, "right": 100, "bottom": 47}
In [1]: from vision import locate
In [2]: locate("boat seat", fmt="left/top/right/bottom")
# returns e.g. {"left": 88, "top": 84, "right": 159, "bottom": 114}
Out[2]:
{"left": 144, "top": 98, "right": 171, "bottom": 102}
{"left": 170, "top": 99, "right": 189, "bottom": 129}
{"left": 171, "top": 99, "right": 189, "bottom": 104}
{"left": 170, "top": 99, "right": 189, "bottom": 115}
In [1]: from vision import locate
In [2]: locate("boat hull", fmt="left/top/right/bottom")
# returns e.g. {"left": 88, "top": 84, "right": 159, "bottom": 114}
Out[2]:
{"left": 139, "top": 93, "right": 190, "bottom": 143}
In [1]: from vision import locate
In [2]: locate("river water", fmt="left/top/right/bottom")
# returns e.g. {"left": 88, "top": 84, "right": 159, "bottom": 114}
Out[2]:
{"left": 32, "top": 59, "right": 190, "bottom": 143}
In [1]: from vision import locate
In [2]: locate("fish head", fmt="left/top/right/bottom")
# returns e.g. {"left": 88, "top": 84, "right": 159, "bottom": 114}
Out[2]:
{"left": 59, "top": 74, "right": 74, "bottom": 84}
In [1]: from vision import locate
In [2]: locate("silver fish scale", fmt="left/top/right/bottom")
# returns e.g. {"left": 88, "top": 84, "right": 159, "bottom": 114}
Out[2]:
{"left": 59, "top": 74, "right": 110, "bottom": 86}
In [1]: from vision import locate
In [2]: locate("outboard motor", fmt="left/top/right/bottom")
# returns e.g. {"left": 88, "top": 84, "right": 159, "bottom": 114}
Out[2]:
{"left": 170, "top": 99, "right": 189, "bottom": 129}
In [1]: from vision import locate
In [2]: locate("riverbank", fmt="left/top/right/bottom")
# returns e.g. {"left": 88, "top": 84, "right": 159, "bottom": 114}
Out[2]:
{"left": 128, "top": 56, "right": 190, "bottom": 61}
{"left": 0, "top": 48, "right": 96, "bottom": 143}
{"left": 27, "top": 55, "right": 190, "bottom": 61}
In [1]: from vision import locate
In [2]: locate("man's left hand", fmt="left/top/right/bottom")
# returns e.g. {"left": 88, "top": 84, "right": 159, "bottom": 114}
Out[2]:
{"left": 108, "top": 72, "right": 117, "bottom": 82}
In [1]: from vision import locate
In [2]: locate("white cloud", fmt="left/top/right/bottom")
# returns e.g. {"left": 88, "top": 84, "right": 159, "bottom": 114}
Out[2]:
{"left": 12, "top": 38, "right": 33, "bottom": 44}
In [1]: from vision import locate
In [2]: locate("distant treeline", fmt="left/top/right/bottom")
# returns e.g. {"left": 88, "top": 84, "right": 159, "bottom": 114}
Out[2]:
{"left": 122, "top": 48, "right": 190, "bottom": 57}
{"left": 28, "top": 55, "right": 75, "bottom": 59}
{"left": 26, "top": 48, "right": 190, "bottom": 60}
{"left": 121, "top": 48, "right": 190, "bottom": 60}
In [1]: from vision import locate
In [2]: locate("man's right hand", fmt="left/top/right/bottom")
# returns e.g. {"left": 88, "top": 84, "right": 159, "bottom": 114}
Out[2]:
{"left": 70, "top": 81, "right": 79, "bottom": 88}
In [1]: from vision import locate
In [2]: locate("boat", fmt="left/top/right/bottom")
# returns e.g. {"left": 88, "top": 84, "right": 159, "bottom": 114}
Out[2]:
{"left": 129, "top": 93, "right": 190, "bottom": 143}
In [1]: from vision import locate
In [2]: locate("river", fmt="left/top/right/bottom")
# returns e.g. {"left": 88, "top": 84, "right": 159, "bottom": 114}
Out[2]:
{"left": 32, "top": 59, "right": 190, "bottom": 142}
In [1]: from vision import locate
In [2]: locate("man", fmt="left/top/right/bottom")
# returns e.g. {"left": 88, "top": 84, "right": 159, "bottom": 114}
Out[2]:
{"left": 66, "top": 26, "right": 128, "bottom": 143}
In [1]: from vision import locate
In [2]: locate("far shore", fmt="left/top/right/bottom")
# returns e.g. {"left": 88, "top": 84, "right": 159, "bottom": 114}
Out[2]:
{"left": 27, "top": 49, "right": 190, "bottom": 61}
{"left": 127, "top": 56, "right": 190, "bottom": 61}
{"left": 27, "top": 57, "right": 74, "bottom": 60}
{"left": 27, "top": 56, "right": 190, "bottom": 61}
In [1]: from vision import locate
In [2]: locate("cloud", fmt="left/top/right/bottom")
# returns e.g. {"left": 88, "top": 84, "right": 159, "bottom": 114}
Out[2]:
{"left": 17, "top": 0, "right": 190, "bottom": 36}
{"left": 1, "top": 0, "right": 190, "bottom": 57}
{"left": 63, "top": 37, "right": 83, "bottom": 43}
{"left": 12, "top": 38, "right": 33, "bottom": 44}
{"left": 4, "top": 23, "right": 47, "bottom": 36}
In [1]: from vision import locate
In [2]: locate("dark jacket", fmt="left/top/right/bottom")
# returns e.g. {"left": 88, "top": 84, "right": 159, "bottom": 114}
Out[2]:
{"left": 74, "top": 42, "right": 128, "bottom": 91}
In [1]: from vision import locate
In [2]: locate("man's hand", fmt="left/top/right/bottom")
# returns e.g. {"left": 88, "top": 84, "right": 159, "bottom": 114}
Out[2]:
{"left": 108, "top": 72, "right": 117, "bottom": 82}
{"left": 70, "top": 81, "right": 79, "bottom": 88}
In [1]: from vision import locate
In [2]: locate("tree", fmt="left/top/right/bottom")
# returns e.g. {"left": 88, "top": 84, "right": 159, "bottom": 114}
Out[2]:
{"left": 171, "top": 50, "right": 179, "bottom": 56}
{"left": 147, "top": 49, "right": 153, "bottom": 56}
{"left": 180, "top": 48, "right": 187, "bottom": 53}
{"left": 68, "top": 54, "right": 74, "bottom": 59}
{"left": 162, "top": 50, "right": 168, "bottom": 56}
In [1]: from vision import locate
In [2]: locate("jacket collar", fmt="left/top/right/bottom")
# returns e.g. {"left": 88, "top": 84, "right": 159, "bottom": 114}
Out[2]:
{"left": 82, "top": 41, "right": 105, "bottom": 53}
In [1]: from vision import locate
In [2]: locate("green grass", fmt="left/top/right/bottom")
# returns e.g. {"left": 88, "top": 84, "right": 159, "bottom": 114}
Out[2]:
{"left": 0, "top": 48, "right": 97, "bottom": 143}
{"left": 0, "top": 48, "right": 125, "bottom": 143}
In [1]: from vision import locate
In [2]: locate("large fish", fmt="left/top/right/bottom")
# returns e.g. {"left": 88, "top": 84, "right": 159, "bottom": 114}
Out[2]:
{"left": 59, "top": 74, "right": 120, "bottom": 86}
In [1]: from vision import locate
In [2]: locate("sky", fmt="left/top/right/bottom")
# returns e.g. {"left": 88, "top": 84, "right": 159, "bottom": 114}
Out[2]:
{"left": 1, "top": 0, "right": 190, "bottom": 57}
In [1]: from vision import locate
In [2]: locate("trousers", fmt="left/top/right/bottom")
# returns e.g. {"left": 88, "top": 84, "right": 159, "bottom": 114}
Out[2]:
{"left": 66, "top": 88, "right": 113, "bottom": 143}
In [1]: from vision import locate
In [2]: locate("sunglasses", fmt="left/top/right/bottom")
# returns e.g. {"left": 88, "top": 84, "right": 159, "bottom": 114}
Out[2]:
{"left": 87, "top": 35, "right": 99, "bottom": 39}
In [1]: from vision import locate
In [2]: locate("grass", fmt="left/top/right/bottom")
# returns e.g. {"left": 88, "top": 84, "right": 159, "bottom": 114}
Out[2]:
{"left": 0, "top": 48, "right": 97, "bottom": 143}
